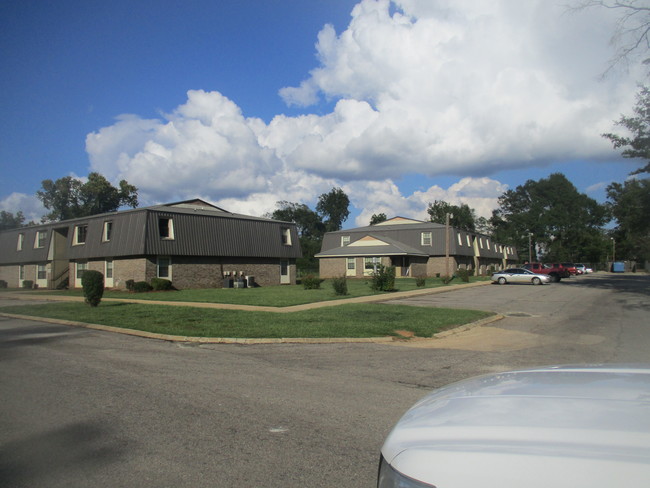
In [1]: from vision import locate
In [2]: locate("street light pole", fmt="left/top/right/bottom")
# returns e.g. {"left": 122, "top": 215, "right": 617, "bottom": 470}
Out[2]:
{"left": 611, "top": 237, "right": 616, "bottom": 263}
{"left": 445, "top": 213, "right": 451, "bottom": 279}
{"left": 528, "top": 233, "right": 533, "bottom": 263}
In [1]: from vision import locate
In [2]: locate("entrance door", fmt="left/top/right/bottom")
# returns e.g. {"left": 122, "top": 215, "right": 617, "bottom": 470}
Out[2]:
{"left": 280, "top": 260, "right": 290, "bottom": 284}
{"left": 105, "top": 259, "right": 114, "bottom": 288}
{"left": 75, "top": 262, "right": 88, "bottom": 288}
{"left": 36, "top": 264, "right": 48, "bottom": 288}
{"left": 346, "top": 257, "right": 356, "bottom": 277}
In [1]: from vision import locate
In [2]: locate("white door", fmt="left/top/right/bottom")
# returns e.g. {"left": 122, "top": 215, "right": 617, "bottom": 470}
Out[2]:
{"left": 346, "top": 257, "right": 356, "bottom": 277}
{"left": 75, "top": 262, "right": 87, "bottom": 288}
{"left": 105, "top": 260, "right": 114, "bottom": 288}
{"left": 36, "top": 264, "right": 48, "bottom": 288}
{"left": 280, "top": 260, "right": 290, "bottom": 284}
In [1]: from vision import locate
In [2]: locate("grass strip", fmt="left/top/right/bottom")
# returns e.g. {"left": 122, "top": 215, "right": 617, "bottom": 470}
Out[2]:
{"left": 0, "top": 302, "right": 493, "bottom": 338}
{"left": 15, "top": 277, "right": 490, "bottom": 307}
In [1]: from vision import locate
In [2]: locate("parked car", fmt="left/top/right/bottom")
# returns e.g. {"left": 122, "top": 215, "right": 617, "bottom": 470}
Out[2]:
{"left": 561, "top": 262, "right": 578, "bottom": 275}
{"left": 575, "top": 263, "right": 593, "bottom": 274}
{"left": 522, "top": 262, "right": 569, "bottom": 282}
{"left": 491, "top": 268, "right": 551, "bottom": 285}
{"left": 378, "top": 364, "right": 650, "bottom": 488}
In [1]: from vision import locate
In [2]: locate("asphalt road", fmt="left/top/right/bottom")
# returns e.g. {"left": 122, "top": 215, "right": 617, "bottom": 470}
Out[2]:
{"left": 1, "top": 273, "right": 649, "bottom": 488}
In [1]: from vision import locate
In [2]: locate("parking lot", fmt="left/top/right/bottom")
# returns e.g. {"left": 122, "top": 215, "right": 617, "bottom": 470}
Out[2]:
{"left": 1, "top": 273, "right": 649, "bottom": 487}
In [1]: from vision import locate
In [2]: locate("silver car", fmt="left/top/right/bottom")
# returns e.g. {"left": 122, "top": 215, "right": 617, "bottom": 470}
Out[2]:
{"left": 491, "top": 267, "right": 550, "bottom": 285}
{"left": 378, "top": 365, "right": 650, "bottom": 488}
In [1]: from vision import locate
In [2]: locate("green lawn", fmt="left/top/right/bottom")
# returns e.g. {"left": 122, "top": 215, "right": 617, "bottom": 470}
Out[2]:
{"left": 16, "top": 276, "right": 489, "bottom": 307}
{"left": 0, "top": 301, "right": 493, "bottom": 338}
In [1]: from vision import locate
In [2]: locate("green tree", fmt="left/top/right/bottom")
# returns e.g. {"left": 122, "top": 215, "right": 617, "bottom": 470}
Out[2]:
{"left": 490, "top": 173, "right": 609, "bottom": 262}
{"left": 606, "top": 178, "right": 650, "bottom": 261}
{"left": 603, "top": 85, "right": 650, "bottom": 175}
{"left": 427, "top": 200, "right": 478, "bottom": 232}
{"left": 0, "top": 210, "right": 25, "bottom": 231}
{"left": 316, "top": 187, "right": 350, "bottom": 232}
{"left": 370, "top": 213, "right": 387, "bottom": 225}
{"left": 37, "top": 172, "right": 138, "bottom": 222}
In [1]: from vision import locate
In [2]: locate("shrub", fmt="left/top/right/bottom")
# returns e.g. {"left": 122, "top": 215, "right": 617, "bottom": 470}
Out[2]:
{"left": 415, "top": 276, "right": 426, "bottom": 287}
{"left": 302, "top": 274, "right": 322, "bottom": 290}
{"left": 331, "top": 276, "right": 348, "bottom": 296}
{"left": 370, "top": 265, "right": 396, "bottom": 292}
{"left": 81, "top": 270, "right": 104, "bottom": 307}
{"left": 456, "top": 268, "right": 471, "bottom": 283}
{"left": 125, "top": 279, "right": 135, "bottom": 291}
{"left": 133, "top": 281, "right": 153, "bottom": 293}
{"left": 440, "top": 275, "right": 455, "bottom": 285}
{"left": 151, "top": 277, "right": 173, "bottom": 291}
{"left": 22, "top": 280, "right": 33, "bottom": 289}
{"left": 0, "top": 280, "right": 7, "bottom": 288}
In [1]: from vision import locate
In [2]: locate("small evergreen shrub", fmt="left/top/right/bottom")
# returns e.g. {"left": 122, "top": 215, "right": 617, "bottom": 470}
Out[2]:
{"left": 125, "top": 279, "right": 135, "bottom": 291}
{"left": 151, "top": 277, "right": 173, "bottom": 291}
{"left": 302, "top": 274, "right": 322, "bottom": 290}
{"left": 22, "top": 280, "right": 33, "bottom": 289}
{"left": 133, "top": 281, "right": 153, "bottom": 293}
{"left": 370, "top": 265, "right": 396, "bottom": 292}
{"left": 415, "top": 276, "right": 426, "bottom": 287}
{"left": 456, "top": 268, "right": 471, "bottom": 283}
{"left": 331, "top": 276, "right": 348, "bottom": 296}
{"left": 81, "top": 270, "right": 104, "bottom": 307}
{"left": 0, "top": 280, "right": 7, "bottom": 288}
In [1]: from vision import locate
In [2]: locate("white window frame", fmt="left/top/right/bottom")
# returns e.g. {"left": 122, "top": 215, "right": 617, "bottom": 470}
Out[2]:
{"left": 421, "top": 232, "right": 432, "bottom": 246}
{"left": 467, "top": 235, "right": 471, "bottom": 246}
{"left": 457, "top": 233, "right": 462, "bottom": 246}
{"left": 74, "top": 225, "right": 88, "bottom": 245}
{"left": 281, "top": 227, "right": 292, "bottom": 245}
{"left": 102, "top": 221, "right": 113, "bottom": 242}
{"left": 35, "top": 230, "right": 47, "bottom": 249}
{"left": 341, "top": 236, "right": 351, "bottom": 246}
{"left": 17, "top": 233, "right": 25, "bottom": 251}
{"left": 159, "top": 218, "right": 174, "bottom": 240}
{"left": 157, "top": 256, "right": 172, "bottom": 279}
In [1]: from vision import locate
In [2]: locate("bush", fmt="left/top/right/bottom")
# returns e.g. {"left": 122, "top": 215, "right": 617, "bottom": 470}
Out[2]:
{"left": 302, "top": 274, "right": 322, "bottom": 290}
{"left": 22, "top": 280, "right": 33, "bottom": 289}
{"left": 81, "top": 270, "right": 104, "bottom": 307}
{"left": 151, "top": 277, "right": 173, "bottom": 291}
{"left": 415, "top": 276, "right": 426, "bottom": 287}
{"left": 133, "top": 281, "right": 153, "bottom": 293}
{"left": 331, "top": 276, "right": 348, "bottom": 296}
{"left": 0, "top": 280, "right": 7, "bottom": 288}
{"left": 370, "top": 265, "right": 396, "bottom": 292}
{"left": 125, "top": 279, "right": 135, "bottom": 291}
{"left": 456, "top": 268, "right": 471, "bottom": 283}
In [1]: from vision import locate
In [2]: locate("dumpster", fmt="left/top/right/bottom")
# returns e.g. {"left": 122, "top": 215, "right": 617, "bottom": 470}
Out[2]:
{"left": 612, "top": 262, "right": 625, "bottom": 273}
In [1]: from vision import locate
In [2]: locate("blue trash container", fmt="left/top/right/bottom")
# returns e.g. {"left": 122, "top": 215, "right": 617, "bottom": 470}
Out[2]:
{"left": 612, "top": 262, "right": 625, "bottom": 273}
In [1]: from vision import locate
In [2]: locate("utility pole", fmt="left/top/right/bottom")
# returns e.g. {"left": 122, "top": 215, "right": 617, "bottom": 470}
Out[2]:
{"left": 445, "top": 213, "right": 452, "bottom": 278}
{"left": 528, "top": 233, "right": 533, "bottom": 263}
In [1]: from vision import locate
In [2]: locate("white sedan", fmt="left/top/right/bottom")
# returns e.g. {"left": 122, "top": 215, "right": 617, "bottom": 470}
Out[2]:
{"left": 490, "top": 268, "right": 551, "bottom": 285}
{"left": 378, "top": 365, "right": 650, "bottom": 488}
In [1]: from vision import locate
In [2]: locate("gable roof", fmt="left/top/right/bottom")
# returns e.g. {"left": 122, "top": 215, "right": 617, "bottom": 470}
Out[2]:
{"left": 315, "top": 234, "right": 429, "bottom": 258}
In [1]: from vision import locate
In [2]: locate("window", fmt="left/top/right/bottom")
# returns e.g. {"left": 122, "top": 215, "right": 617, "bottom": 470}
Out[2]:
{"left": 74, "top": 225, "right": 88, "bottom": 245}
{"left": 421, "top": 232, "right": 432, "bottom": 246}
{"left": 37, "top": 264, "right": 46, "bottom": 280}
{"left": 467, "top": 235, "right": 471, "bottom": 246}
{"left": 76, "top": 261, "right": 88, "bottom": 279}
{"left": 364, "top": 257, "right": 381, "bottom": 273}
{"left": 17, "top": 233, "right": 24, "bottom": 251}
{"left": 486, "top": 240, "right": 491, "bottom": 250}
{"left": 281, "top": 227, "right": 292, "bottom": 245}
{"left": 457, "top": 233, "right": 462, "bottom": 246}
{"left": 479, "top": 238, "right": 484, "bottom": 249}
{"left": 103, "top": 221, "right": 113, "bottom": 242}
{"left": 19, "top": 265, "right": 25, "bottom": 281}
{"left": 341, "top": 236, "right": 351, "bottom": 246}
{"left": 347, "top": 258, "right": 355, "bottom": 270}
{"left": 157, "top": 256, "right": 171, "bottom": 279}
{"left": 105, "top": 259, "right": 113, "bottom": 279}
{"left": 159, "top": 218, "right": 174, "bottom": 239}
{"left": 35, "top": 230, "right": 47, "bottom": 248}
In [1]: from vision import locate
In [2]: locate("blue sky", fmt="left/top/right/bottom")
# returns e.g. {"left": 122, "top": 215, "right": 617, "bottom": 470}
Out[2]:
{"left": 0, "top": 0, "right": 645, "bottom": 227}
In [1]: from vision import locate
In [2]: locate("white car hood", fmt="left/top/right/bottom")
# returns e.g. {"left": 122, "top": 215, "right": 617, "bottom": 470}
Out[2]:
{"left": 382, "top": 365, "right": 650, "bottom": 488}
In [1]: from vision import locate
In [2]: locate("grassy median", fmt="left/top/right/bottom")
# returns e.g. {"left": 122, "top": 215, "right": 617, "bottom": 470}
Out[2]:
{"left": 0, "top": 301, "right": 492, "bottom": 338}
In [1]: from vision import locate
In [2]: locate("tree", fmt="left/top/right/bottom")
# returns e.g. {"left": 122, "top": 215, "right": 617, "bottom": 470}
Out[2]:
{"left": 490, "top": 173, "right": 609, "bottom": 262}
{"left": 0, "top": 210, "right": 25, "bottom": 231}
{"left": 370, "top": 213, "right": 387, "bottom": 225}
{"left": 316, "top": 187, "right": 350, "bottom": 232}
{"left": 37, "top": 172, "right": 138, "bottom": 222}
{"left": 606, "top": 177, "right": 650, "bottom": 261}
{"left": 570, "top": 1, "right": 650, "bottom": 75}
{"left": 427, "top": 200, "right": 478, "bottom": 232}
{"left": 603, "top": 85, "right": 650, "bottom": 175}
